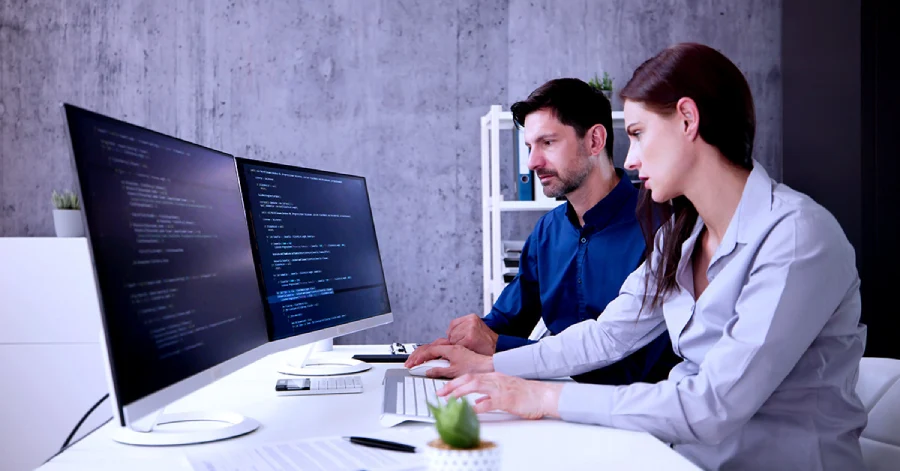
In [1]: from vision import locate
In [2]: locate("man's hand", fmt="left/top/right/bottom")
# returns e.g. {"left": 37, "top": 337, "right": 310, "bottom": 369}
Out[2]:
{"left": 446, "top": 313, "right": 499, "bottom": 356}
{"left": 438, "top": 372, "right": 564, "bottom": 420}
{"left": 403, "top": 344, "right": 494, "bottom": 378}
{"left": 404, "top": 338, "right": 450, "bottom": 367}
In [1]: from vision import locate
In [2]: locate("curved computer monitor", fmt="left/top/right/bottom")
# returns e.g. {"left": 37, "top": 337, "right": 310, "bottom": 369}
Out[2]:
{"left": 62, "top": 104, "right": 392, "bottom": 446}
{"left": 235, "top": 158, "right": 393, "bottom": 374}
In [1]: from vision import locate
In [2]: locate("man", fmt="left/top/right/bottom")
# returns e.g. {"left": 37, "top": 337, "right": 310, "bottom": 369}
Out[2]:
{"left": 408, "top": 78, "right": 679, "bottom": 385}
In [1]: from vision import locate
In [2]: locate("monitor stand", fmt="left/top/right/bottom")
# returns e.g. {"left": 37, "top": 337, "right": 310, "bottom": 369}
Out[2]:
{"left": 111, "top": 409, "right": 259, "bottom": 446}
{"left": 277, "top": 338, "right": 372, "bottom": 376}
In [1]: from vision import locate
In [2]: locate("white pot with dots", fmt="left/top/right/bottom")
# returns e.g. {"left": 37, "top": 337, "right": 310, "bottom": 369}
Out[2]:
{"left": 425, "top": 439, "right": 501, "bottom": 471}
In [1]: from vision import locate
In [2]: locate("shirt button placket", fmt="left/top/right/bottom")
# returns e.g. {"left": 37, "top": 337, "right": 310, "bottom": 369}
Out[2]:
{"left": 577, "top": 233, "right": 588, "bottom": 319}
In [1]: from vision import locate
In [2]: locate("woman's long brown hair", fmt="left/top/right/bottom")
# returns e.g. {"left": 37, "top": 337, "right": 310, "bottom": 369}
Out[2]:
{"left": 620, "top": 43, "right": 756, "bottom": 313}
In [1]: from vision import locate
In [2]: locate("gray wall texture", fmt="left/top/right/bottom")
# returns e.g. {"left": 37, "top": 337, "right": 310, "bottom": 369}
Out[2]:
{"left": 508, "top": 0, "right": 782, "bottom": 175}
{"left": 0, "top": 0, "right": 781, "bottom": 345}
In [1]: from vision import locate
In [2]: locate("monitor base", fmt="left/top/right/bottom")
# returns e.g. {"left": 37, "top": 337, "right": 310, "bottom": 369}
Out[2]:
{"left": 277, "top": 340, "right": 372, "bottom": 376}
{"left": 111, "top": 411, "right": 259, "bottom": 446}
{"left": 278, "top": 357, "right": 372, "bottom": 376}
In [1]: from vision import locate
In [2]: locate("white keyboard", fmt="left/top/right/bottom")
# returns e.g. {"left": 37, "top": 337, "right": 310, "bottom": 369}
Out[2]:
{"left": 275, "top": 376, "right": 363, "bottom": 396}
{"left": 380, "top": 369, "right": 485, "bottom": 426}
{"left": 400, "top": 375, "right": 450, "bottom": 417}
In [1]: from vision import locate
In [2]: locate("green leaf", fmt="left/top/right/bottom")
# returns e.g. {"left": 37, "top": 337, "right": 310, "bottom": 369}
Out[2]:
{"left": 51, "top": 190, "right": 80, "bottom": 210}
{"left": 601, "top": 71, "right": 614, "bottom": 90}
{"left": 587, "top": 72, "right": 613, "bottom": 92}
{"left": 431, "top": 396, "right": 480, "bottom": 449}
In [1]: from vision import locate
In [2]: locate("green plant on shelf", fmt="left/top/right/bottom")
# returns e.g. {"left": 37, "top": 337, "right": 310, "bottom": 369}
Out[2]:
{"left": 51, "top": 190, "right": 80, "bottom": 210}
{"left": 588, "top": 71, "right": 614, "bottom": 92}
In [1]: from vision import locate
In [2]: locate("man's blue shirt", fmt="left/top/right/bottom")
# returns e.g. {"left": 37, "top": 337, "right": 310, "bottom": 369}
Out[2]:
{"left": 483, "top": 169, "right": 678, "bottom": 384}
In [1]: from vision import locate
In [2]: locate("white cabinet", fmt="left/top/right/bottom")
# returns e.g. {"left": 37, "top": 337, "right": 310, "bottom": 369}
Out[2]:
{"left": 0, "top": 238, "right": 109, "bottom": 471}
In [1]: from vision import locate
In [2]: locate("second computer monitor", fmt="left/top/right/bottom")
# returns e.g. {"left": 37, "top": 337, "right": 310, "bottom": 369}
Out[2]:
{"left": 236, "top": 158, "right": 392, "bottom": 344}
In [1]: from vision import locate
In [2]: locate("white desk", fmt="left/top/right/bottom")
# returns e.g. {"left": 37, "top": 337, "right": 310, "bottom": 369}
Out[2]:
{"left": 0, "top": 238, "right": 109, "bottom": 471}
{"left": 38, "top": 345, "right": 699, "bottom": 470}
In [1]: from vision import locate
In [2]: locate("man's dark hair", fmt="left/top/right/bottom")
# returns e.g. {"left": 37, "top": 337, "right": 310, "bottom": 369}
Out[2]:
{"left": 510, "top": 78, "right": 614, "bottom": 162}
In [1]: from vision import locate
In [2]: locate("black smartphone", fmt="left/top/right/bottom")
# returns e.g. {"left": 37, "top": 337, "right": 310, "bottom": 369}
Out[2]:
{"left": 351, "top": 354, "right": 409, "bottom": 363}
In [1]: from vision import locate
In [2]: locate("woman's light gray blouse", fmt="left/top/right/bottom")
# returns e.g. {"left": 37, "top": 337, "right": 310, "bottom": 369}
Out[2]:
{"left": 493, "top": 162, "right": 867, "bottom": 470}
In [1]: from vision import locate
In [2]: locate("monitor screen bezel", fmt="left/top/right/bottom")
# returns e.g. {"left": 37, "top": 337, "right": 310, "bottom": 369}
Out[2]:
{"left": 234, "top": 157, "right": 394, "bottom": 343}
{"left": 61, "top": 103, "right": 273, "bottom": 427}
{"left": 61, "top": 105, "right": 393, "bottom": 430}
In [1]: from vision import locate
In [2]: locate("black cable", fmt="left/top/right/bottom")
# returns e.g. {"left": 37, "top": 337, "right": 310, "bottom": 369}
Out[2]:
{"left": 61, "top": 393, "right": 109, "bottom": 451}
{"left": 44, "top": 416, "right": 112, "bottom": 466}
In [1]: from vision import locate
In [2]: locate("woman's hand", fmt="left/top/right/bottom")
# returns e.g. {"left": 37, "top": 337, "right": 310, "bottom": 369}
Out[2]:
{"left": 438, "top": 372, "right": 564, "bottom": 420}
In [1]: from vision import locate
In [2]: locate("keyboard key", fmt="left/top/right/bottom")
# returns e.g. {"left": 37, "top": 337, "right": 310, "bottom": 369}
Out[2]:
{"left": 434, "top": 380, "right": 449, "bottom": 406}
{"left": 414, "top": 378, "right": 429, "bottom": 417}
{"left": 396, "top": 383, "right": 403, "bottom": 414}
{"left": 423, "top": 379, "right": 438, "bottom": 416}
{"left": 404, "top": 377, "right": 416, "bottom": 416}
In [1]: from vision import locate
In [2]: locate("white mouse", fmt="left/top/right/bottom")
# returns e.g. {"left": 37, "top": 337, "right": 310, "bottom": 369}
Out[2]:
{"left": 408, "top": 359, "right": 451, "bottom": 377}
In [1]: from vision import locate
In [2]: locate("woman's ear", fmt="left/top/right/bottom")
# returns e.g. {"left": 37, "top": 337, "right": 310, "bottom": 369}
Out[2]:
{"left": 587, "top": 124, "right": 608, "bottom": 157}
{"left": 676, "top": 97, "right": 700, "bottom": 141}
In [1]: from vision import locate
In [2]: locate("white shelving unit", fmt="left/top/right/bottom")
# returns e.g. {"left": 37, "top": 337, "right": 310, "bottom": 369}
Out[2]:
{"left": 480, "top": 105, "right": 625, "bottom": 313}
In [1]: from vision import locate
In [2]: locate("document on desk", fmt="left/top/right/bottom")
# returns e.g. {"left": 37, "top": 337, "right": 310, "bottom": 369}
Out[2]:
{"left": 185, "top": 435, "right": 424, "bottom": 471}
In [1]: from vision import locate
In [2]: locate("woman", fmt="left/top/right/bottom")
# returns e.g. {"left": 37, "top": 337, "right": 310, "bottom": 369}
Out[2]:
{"left": 407, "top": 43, "right": 867, "bottom": 469}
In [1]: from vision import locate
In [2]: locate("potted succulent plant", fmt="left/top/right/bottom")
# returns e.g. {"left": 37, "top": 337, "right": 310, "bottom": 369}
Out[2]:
{"left": 51, "top": 190, "right": 84, "bottom": 237}
{"left": 588, "top": 71, "right": 614, "bottom": 101}
{"left": 425, "top": 397, "right": 501, "bottom": 471}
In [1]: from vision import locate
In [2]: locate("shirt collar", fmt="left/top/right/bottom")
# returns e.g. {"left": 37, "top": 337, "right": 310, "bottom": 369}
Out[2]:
{"left": 716, "top": 160, "right": 773, "bottom": 253}
{"left": 734, "top": 160, "right": 774, "bottom": 243}
{"left": 565, "top": 168, "right": 637, "bottom": 230}
{"left": 677, "top": 160, "right": 773, "bottom": 278}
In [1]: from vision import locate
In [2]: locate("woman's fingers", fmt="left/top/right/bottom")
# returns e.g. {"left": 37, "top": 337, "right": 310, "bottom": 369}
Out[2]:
{"left": 439, "top": 373, "right": 481, "bottom": 397}
{"left": 473, "top": 397, "right": 495, "bottom": 414}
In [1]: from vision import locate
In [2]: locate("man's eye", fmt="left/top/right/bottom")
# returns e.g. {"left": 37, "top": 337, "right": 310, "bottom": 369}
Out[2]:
{"left": 543, "top": 140, "right": 552, "bottom": 146}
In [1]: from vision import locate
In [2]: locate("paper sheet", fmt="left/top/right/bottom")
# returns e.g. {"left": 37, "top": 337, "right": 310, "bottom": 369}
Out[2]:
{"left": 186, "top": 435, "right": 424, "bottom": 471}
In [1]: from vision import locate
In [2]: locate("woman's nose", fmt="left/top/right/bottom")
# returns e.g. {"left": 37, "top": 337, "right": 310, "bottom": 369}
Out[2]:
{"left": 624, "top": 147, "right": 640, "bottom": 172}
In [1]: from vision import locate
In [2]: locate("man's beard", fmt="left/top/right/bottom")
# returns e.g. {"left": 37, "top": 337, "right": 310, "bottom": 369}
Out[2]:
{"left": 539, "top": 152, "right": 593, "bottom": 198}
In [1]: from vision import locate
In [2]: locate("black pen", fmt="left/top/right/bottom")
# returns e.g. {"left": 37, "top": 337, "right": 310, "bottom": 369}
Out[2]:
{"left": 343, "top": 436, "right": 417, "bottom": 453}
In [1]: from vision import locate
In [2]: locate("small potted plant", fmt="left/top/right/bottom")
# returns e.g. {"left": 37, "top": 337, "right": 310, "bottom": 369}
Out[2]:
{"left": 425, "top": 397, "right": 501, "bottom": 471}
{"left": 51, "top": 190, "right": 84, "bottom": 237}
{"left": 588, "top": 71, "right": 614, "bottom": 101}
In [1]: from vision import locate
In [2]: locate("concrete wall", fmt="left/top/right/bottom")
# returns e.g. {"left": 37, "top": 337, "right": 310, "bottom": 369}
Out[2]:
{"left": 0, "top": 0, "right": 781, "bottom": 345}
{"left": 508, "top": 0, "right": 782, "bottom": 176}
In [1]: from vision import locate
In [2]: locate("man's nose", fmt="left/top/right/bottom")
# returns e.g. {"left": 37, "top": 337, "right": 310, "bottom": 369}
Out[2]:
{"left": 527, "top": 149, "right": 543, "bottom": 171}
